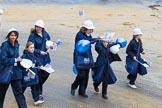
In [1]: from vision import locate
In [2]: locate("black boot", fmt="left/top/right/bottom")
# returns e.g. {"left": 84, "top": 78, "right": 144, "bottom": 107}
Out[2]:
{"left": 102, "top": 95, "right": 108, "bottom": 99}
{"left": 71, "top": 84, "right": 76, "bottom": 96}
{"left": 102, "top": 84, "right": 108, "bottom": 99}
{"left": 93, "top": 83, "right": 99, "bottom": 92}
{"left": 79, "top": 93, "right": 88, "bottom": 98}
{"left": 71, "top": 89, "right": 75, "bottom": 96}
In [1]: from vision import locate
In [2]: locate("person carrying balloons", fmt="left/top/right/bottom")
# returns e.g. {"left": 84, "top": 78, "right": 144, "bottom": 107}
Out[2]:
{"left": 71, "top": 20, "right": 95, "bottom": 98}
{"left": 125, "top": 28, "right": 148, "bottom": 89}
{"left": 92, "top": 32, "right": 122, "bottom": 99}
{"left": 27, "top": 20, "right": 53, "bottom": 101}
{"left": 21, "top": 42, "right": 45, "bottom": 106}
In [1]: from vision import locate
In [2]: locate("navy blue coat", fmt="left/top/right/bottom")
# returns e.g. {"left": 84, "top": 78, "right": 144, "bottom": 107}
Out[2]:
{"left": 21, "top": 50, "right": 40, "bottom": 87}
{"left": 73, "top": 32, "right": 93, "bottom": 65}
{"left": 93, "top": 42, "right": 122, "bottom": 85}
{"left": 125, "top": 39, "right": 147, "bottom": 75}
{"left": 0, "top": 40, "right": 22, "bottom": 80}
{"left": 28, "top": 30, "right": 51, "bottom": 66}
{"left": 126, "top": 39, "right": 144, "bottom": 59}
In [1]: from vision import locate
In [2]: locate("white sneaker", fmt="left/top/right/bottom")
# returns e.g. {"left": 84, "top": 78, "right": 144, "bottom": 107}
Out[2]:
{"left": 128, "top": 84, "right": 137, "bottom": 89}
{"left": 34, "top": 100, "right": 45, "bottom": 106}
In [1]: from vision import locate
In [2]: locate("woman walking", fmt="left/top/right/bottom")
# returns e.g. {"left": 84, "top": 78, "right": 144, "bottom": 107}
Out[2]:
{"left": 71, "top": 20, "right": 95, "bottom": 98}
{"left": 0, "top": 28, "right": 27, "bottom": 108}
{"left": 28, "top": 20, "right": 53, "bottom": 100}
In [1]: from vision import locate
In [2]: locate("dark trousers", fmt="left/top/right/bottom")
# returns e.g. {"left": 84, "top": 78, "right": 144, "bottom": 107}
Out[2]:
{"left": 22, "top": 84, "right": 40, "bottom": 102}
{"left": 38, "top": 70, "right": 50, "bottom": 95}
{"left": 127, "top": 74, "right": 137, "bottom": 85}
{"left": 71, "top": 69, "right": 89, "bottom": 95}
{"left": 93, "top": 81, "right": 108, "bottom": 96}
{"left": 93, "top": 65, "right": 108, "bottom": 96}
{"left": 0, "top": 80, "right": 27, "bottom": 108}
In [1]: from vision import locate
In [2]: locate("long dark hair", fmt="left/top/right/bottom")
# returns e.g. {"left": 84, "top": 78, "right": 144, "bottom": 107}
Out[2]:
{"left": 79, "top": 27, "right": 88, "bottom": 35}
{"left": 133, "top": 35, "right": 143, "bottom": 46}
{"left": 6, "top": 31, "right": 19, "bottom": 40}
{"left": 30, "top": 26, "right": 45, "bottom": 35}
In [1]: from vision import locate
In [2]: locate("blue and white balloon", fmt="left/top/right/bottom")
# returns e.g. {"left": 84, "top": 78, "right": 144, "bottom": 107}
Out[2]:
{"left": 110, "top": 45, "right": 120, "bottom": 54}
{"left": 75, "top": 40, "right": 90, "bottom": 53}
{"left": 116, "top": 38, "right": 127, "bottom": 48}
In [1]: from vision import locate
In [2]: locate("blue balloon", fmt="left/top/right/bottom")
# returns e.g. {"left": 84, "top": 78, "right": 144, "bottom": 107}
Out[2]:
{"left": 75, "top": 40, "right": 91, "bottom": 53}
{"left": 116, "top": 38, "right": 127, "bottom": 48}
{"left": 73, "top": 65, "right": 78, "bottom": 75}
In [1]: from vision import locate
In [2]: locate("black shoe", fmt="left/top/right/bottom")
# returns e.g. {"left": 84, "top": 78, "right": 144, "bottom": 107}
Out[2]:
{"left": 93, "top": 83, "right": 99, "bottom": 92}
{"left": 127, "top": 75, "right": 131, "bottom": 80}
{"left": 102, "top": 95, "right": 108, "bottom": 100}
{"left": 79, "top": 94, "right": 88, "bottom": 98}
{"left": 94, "top": 86, "right": 99, "bottom": 92}
{"left": 71, "top": 89, "right": 75, "bottom": 96}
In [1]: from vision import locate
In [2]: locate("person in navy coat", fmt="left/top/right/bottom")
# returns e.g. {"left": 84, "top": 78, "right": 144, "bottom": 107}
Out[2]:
{"left": 126, "top": 28, "right": 147, "bottom": 89}
{"left": 27, "top": 20, "right": 53, "bottom": 100}
{"left": 71, "top": 20, "right": 95, "bottom": 98}
{"left": 92, "top": 37, "right": 121, "bottom": 99}
{"left": 0, "top": 28, "right": 27, "bottom": 108}
{"left": 21, "top": 42, "right": 45, "bottom": 106}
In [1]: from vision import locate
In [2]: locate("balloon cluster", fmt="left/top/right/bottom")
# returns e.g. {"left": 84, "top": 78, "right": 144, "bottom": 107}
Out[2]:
{"left": 116, "top": 38, "right": 127, "bottom": 48}
{"left": 110, "top": 38, "right": 127, "bottom": 54}
{"left": 75, "top": 40, "right": 90, "bottom": 53}
{"left": 74, "top": 38, "right": 127, "bottom": 74}
{"left": 75, "top": 38, "right": 127, "bottom": 54}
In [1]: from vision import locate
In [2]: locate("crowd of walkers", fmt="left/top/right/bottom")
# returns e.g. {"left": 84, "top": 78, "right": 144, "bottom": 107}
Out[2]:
{"left": 71, "top": 20, "right": 148, "bottom": 99}
{"left": 0, "top": 19, "right": 148, "bottom": 108}
{"left": 0, "top": 20, "right": 53, "bottom": 107}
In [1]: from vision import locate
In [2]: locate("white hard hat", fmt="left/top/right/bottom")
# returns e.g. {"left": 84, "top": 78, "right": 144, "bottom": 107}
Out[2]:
{"left": 101, "top": 32, "right": 115, "bottom": 42}
{"left": 82, "top": 20, "right": 95, "bottom": 29}
{"left": 110, "top": 45, "right": 120, "bottom": 54}
{"left": 34, "top": 20, "right": 45, "bottom": 28}
{"left": 8, "top": 28, "right": 18, "bottom": 34}
{"left": 133, "top": 28, "right": 143, "bottom": 35}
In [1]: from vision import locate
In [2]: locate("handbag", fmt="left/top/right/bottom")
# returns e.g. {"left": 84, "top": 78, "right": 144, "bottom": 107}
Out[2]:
{"left": 75, "top": 50, "right": 95, "bottom": 69}
{"left": 0, "top": 64, "right": 13, "bottom": 84}
{"left": 22, "top": 68, "right": 39, "bottom": 87}
{"left": 138, "top": 58, "right": 147, "bottom": 75}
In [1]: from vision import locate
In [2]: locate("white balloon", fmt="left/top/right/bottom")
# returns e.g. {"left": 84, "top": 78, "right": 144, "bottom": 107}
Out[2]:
{"left": 0, "top": 8, "right": 4, "bottom": 15}
{"left": 110, "top": 45, "right": 120, "bottom": 54}
{"left": 46, "top": 40, "right": 54, "bottom": 49}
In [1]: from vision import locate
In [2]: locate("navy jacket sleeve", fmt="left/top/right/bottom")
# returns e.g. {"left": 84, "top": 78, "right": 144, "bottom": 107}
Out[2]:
{"left": 35, "top": 57, "right": 42, "bottom": 67}
{"left": 1, "top": 42, "right": 15, "bottom": 65}
{"left": 140, "top": 45, "right": 144, "bottom": 53}
{"left": 126, "top": 39, "right": 144, "bottom": 58}
{"left": 126, "top": 41, "right": 136, "bottom": 58}
{"left": 95, "top": 42, "right": 103, "bottom": 54}
{"left": 45, "top": 32, "right": 51, "bottom": 40}
{"left": 28, "top": 35, "right": 41, "bottom": 54}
